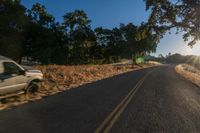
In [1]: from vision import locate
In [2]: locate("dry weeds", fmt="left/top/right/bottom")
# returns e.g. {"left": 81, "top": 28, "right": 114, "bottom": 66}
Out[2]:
{"left": 175, "top": 64, "right": 200, "bottom": 87}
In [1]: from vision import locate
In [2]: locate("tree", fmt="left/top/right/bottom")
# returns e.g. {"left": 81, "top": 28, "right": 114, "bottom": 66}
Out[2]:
{"left": 94, "top": 27, "right": 124, "bottom": 62}
{"left": 119, "top": 23, "right": 159, "bottom": 63}
{"left": 136, "top": 23, "right": 159, "bottom": 55}
{"left": 24, "top": 3, "right": 67, "bottom": 64}
{"left": 120, "top": 23, "right": 138, "bottom": 60}
{"left": 0, "top": 0, "right": 29, "bottom": 62}
{"left": 63, "top": 10, "right": 96, "bottom": 64}
{"left": 145, "top": 0, "right": 200, "bottom": 47}
{"left": 166, "top": 53, "right": 185, "bottom": 63}
{"left": 27, "top": 3, "right": 55, "bottom": 28}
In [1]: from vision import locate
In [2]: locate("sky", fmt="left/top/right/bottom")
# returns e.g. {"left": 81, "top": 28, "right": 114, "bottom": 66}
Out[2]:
{"left": 21, "top": 0, "right": 200, "bottom": 57}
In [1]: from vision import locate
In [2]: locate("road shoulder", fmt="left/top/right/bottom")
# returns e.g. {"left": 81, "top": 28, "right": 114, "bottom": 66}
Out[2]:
{"left": 175, "top": 64, "right": 200, "bottom": 88}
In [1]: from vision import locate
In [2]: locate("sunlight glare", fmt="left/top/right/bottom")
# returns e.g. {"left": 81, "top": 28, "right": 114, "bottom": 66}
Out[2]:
{"left": 178, "top": 40, "right": 200, "bottom": 55}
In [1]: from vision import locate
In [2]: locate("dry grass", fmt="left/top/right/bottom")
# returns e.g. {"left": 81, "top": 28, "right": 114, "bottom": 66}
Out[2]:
{"left": 175, "top": 64, "right": 200, "bottom": 87}
{"left": 0, "top": 63, "right": 158, "bottom": 110}
{"left": 146, "top": 61, "right": 161, "bottom": 65}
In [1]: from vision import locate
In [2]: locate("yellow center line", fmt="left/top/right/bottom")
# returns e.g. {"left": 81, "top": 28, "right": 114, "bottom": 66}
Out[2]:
{"left": 94, "top": 68, "right": 157, "bottom": 133}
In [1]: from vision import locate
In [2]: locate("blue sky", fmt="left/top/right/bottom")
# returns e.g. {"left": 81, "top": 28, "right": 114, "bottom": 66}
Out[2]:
{"left": 21, "top": 0, "right": 200, "bottom": 56}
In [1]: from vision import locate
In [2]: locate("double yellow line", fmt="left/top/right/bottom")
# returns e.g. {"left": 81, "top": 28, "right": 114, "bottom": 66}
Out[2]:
{"left": 94, "top": 69, "right": 156, "bottom": 133}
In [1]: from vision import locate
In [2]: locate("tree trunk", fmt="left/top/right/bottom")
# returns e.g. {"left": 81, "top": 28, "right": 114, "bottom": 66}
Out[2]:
{"left": 132, "top": 54, "right": 136, "bottom": 64}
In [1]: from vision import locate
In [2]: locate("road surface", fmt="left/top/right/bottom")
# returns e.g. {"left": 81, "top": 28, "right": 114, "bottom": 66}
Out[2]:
{"left": 0, "top": 65, "right": 200, "bottom": 133}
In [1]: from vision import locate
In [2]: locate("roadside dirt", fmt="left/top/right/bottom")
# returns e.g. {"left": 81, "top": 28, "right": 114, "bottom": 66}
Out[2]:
{"left": 175, "top": 64, "right": 200, "bottom": 88}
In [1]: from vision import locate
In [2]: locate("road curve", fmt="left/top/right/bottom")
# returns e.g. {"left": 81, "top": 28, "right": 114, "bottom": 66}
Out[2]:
{"left": 0, "top": 65, "right": 200, "bottom": 133}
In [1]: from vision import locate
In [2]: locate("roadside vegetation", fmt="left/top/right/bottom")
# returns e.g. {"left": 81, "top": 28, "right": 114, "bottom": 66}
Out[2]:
{"left": 35, "top": 62, "right": 160, "bottom": 92}
{"left": 176, "top": 64, "right": 200, "bottom": 87}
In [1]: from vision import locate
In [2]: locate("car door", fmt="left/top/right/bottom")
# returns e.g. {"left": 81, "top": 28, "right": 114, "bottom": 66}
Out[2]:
{"left": 0, "top": 62, "right": 17, "bottom": 95}
{"left": 0, "top": 62, "right": 27, "bottom": 95}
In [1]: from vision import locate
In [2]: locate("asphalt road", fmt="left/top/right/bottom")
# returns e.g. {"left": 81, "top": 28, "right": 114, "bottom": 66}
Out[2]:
{"left": 0, "top": 65, "right": 200, "bottom": 133}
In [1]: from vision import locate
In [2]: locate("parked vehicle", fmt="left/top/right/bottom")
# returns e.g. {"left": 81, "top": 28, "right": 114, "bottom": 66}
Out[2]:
{"left": 0, "top": 56, "right": 43, "bottom": 99}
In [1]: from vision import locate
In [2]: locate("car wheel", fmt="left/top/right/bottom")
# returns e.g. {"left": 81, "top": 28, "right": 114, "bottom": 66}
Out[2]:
{"left": 26, "top": 82, "right": 39, "bottom": 94}
{"left": 0, "top": 98, "right": 6, "bottom": 104}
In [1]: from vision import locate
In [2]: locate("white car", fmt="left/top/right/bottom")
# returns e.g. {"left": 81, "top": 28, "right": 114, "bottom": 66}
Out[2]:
{"left": 0, "top": 56, "right": 43, "bottom": 98}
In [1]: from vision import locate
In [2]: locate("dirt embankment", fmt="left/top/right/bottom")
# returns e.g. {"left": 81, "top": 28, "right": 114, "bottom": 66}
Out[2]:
{"left": 175, "top": 64, "right": 200, "bottom": 87}
{"left": 0, "top": 63, "right": 159, "bottom": 110}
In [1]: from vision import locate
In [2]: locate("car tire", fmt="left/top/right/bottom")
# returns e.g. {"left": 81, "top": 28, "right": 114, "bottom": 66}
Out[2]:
{"left": 0, "top": 98, "right": 6, "bottom": 104}
{"left": 25, "top": 82, "right": 40, "bottom": 94}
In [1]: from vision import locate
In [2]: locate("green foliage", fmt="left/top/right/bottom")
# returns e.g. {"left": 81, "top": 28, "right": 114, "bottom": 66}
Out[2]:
{"left": 24, "top": 3, "right": 67, "bottom": 64}
{"left": 63, "top": 10, "right": 96, "bottom": 64}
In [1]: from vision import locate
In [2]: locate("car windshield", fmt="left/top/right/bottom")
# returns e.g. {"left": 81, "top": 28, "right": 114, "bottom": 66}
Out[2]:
{"left": 3, "top": 62, "right": 22, "bottom": 75}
